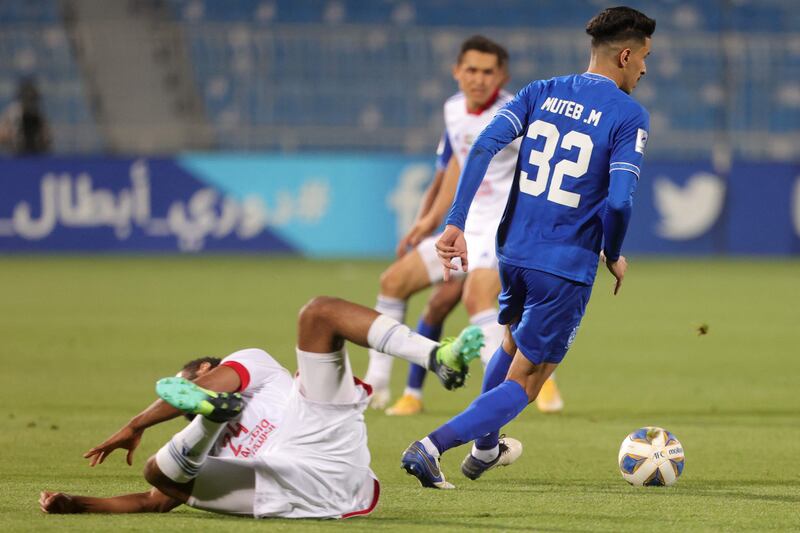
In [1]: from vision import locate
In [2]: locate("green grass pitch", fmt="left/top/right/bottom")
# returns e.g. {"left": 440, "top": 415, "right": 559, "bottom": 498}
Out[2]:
{"left": 1, "top": 256, "right": 798, "bottom": 532}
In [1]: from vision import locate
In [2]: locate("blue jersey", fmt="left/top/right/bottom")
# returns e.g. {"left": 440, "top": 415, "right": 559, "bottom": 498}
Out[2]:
{"left": 446, "top": 73, "right": 649, "bottom": 285}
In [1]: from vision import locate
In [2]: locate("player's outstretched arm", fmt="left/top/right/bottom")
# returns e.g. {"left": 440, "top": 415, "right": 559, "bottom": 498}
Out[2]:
{"left": 418, "top": 167, "right": 446, "bottom": 219}
{"left": 397, "top": 167, "right": 445, "bottom": 257}
{"left": 39, "top": 488, "right": 180, "bottom": 514}
{"left": 438, "top": 93, "right": 527, "bottom": 276}
{"left": 84, "top": 365, "right": 243, "bottom": 466}
{"left": 397, "top": 157, "right": 462, "bottom": 256}
{"left": 603, "top": 99, "right": 648, "bottom": 295}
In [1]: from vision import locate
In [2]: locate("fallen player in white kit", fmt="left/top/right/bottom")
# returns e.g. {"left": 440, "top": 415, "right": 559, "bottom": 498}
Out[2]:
{"left": 39, "top": 296, "right": 483, "bottom": 519}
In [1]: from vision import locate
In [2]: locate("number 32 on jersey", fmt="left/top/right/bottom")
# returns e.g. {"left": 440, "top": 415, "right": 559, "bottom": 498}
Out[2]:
{"left": 520, "top": 119, "right": 593, "bottom": 208}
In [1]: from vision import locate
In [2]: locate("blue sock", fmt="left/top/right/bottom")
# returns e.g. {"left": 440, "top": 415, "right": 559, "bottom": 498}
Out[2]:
{"left": 406, "top": 318, "right": 442, "bottom": 390}
{"left": 428, "top": 380, "right": 529, "bottom": 454}
{"left": 474, "top": 346, "right": 513, "bottom": 450}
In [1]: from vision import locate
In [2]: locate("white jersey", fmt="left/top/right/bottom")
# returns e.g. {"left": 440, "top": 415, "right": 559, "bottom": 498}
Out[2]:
{"left": 193, "top": 348, "right": 378, "bottom": 519}
{"left": 443, "top": 90, "right": 520, "bottom": 237}
{"left": 212, "top": 348, "right": 293, "bottom": 460}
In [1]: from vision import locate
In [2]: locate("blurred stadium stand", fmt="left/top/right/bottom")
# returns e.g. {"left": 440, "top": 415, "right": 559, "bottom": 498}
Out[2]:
{"left": 0, "top": 0, "right": 101, "bottom": 152}
{"left": 64, "top": 0, "right": 213, "bottom": 153}
{"left": 1, "top": 0, "right": 798, "bottom": 159}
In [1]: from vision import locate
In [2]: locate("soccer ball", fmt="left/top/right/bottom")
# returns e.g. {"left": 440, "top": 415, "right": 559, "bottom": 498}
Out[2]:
{"left": 618, "top": 426, "right": 685, "bottom": 486}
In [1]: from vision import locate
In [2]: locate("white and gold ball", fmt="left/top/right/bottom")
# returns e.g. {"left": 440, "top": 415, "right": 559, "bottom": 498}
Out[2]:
{"left": 618, "top": 426, "right": 685, "bottom": 486}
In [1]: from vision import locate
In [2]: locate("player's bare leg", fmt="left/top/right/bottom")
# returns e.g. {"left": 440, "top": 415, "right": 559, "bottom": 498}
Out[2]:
{"left": 144, "top": 457, "right": 195, "bottom": 503}
{"left": 387, "top": 278, "right": 463, "bottom": 416}
{"left": 473, "top": 328, "right": 558, "bottom": 405}
{"left": 463, "top": 267, "right": 563, "bottom": 413}
{"left": 507, "top": 351, "right": 559, "bottom": 404}
{"left": 296, "top": 296, "right": 481, "bottom": 390}
{"left": 364, "top": 250, "right": 435, "bottom": 407}
{"left": 422, "top": 278, "right": 464, "bottom": 326}
{"left": 459, "top": 327, "right": 521, "bottom": 479}
{"left": 403, "top": 328, "right": 552, "bottom": 488}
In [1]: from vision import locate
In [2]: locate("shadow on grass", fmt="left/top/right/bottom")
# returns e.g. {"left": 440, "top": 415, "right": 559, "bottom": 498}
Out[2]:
{"left": 167, "top": 509, "right": 550, "bottom": 532}
{"left": 558, "top": 407, "right": 800, "bottom": 427}
{"left": 366, "top": 516, "right": 591, "bottom": 532}
{"left": 474, "top": 478, "right": 800, "bottom": 504}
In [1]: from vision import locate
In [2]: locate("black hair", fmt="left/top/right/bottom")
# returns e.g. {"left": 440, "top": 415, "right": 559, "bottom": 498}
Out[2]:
{"left": 585, "top": 6, "right": 656, "bottom": 47}
{"left": 181, "top": 356, "right": 221, "bottom": 380}
{"left": 457, "top": 35, "right": 509, "bottom": 69}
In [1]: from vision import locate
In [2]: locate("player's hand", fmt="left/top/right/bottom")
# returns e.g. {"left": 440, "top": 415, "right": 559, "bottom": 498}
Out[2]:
{"left": 395, "top": 233, "right": 412, "bottom": 258}
{"left": 396, "top": 215, "right": 438, "bottom": 258}
{"left": 601, "top": 251, "right": 627, "bottom": 295}
{"left": 83, "top": 424, "right": 143, "bottom": 467}
{"left": 39, "top": 491, "right": 82, "bottom": 514}
{"left": 436, "top": 224, "right": 468, "bottom": 281}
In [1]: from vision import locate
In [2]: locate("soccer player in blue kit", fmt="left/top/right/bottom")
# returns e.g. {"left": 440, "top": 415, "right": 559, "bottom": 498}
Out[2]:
{"left": 401, "top": 6, "right": 656, "bottom": 488}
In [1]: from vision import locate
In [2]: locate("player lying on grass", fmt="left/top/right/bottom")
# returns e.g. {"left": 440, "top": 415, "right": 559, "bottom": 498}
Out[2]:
{"left": 39, "top": 296, "right": 485, "bottom": 519}
{"left": 365, "top": 35, "right": 563, "bottom": 416}
{"left": 401, "top": 6, "right": 655, "bottom": 488}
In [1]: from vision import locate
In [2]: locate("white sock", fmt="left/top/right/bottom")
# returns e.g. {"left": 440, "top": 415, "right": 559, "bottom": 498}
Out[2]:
{"left": 403, "top": 387, "right": 423, "bottom": 399}
{"left": 155, "top": 416, "right": 226, "bottom": 483}
{"left": 363, "top": 295, "right": 407, "bottom": 390}
{"left": 420, "top": 436, "right": 440, "bottom": 458}
{"left": 470, "top": 309, "right": 505, "bottom": 368}
{"left": 471, "top": 443, "right": 500, "bottom": 463}
{"left": 367, "top": 314, "right": 436, "bottom": 369}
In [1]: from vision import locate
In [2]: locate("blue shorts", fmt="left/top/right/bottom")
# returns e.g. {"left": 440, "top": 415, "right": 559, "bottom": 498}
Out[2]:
{"left": 497, "top": 262, "right": 593, "bottom": 365}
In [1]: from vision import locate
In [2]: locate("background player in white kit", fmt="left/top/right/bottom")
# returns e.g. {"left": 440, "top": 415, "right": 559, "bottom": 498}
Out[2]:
{"left": 39, "top": 296, "right": 484, "bottom": 519}
{"left": 365, "top": 36, "right": 563, "bottom": 415}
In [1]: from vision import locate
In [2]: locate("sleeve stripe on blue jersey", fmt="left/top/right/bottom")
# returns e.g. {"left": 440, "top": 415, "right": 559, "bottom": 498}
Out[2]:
{"left": 500, "top": 109, "right": 522, "bottom": 134}
{"left": 498, "top": 113, "right": 519, "bottom": 135}
{"left": 497, "top": 110, "right": 522, "bottom": 136}
{"left": 610, "top": 162, "right": 641, "bottom": 177}
{"left": 610, "top": 161, "right": 640, "bottom": 172}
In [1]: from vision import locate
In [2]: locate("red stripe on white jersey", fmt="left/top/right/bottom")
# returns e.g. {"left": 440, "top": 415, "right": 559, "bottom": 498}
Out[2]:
{"left": 341, "top": 479, "right": 380, "bottom": 519}
{"left": 221, "top": 360, "right": 250, "bottom": 392}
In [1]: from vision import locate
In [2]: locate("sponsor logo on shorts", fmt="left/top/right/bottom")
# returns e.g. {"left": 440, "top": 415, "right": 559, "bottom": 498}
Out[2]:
{"left": 566, "top": 325, "right": 579, "bottom": 349}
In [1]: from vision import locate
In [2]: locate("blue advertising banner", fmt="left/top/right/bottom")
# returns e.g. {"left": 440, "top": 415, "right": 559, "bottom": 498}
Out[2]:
{"left": 627, "top": 161, "right": 800, "bottom": 255}
{"left": 0, "top": 155, "right": 434, "bottom": 255}
{"left": 0, "top": 155, "right": 798, "bottom": 256}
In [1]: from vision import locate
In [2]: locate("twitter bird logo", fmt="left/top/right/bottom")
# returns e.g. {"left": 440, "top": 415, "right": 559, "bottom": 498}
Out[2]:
{"left": 654, "top": 172, "right": 725, "bottom": 240}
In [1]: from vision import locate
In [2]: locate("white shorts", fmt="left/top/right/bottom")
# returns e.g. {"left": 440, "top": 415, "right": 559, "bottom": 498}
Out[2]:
{"left": 187, "top": 349, "right": 379, "bottom": 519}
{"left": 188, "top": 455, "right": 256, "bottom": 516}
{"left": 417, "top": 231, "right": 499, "bottom": 284}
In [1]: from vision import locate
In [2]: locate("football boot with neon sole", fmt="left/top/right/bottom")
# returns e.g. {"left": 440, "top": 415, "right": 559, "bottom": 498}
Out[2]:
{"left": 156, "top": 377, "right": 243, "bottom": 423}
{"left": 386, "top": 393, "right": 423, "bottom": 416}
{"left": 535, "top": 377, "right": 564, "bottom": 413}
{"left": 461, "top": 436, "right": 523, "bottom": 480}
{"left": 401, "top": 441, "right": 454, "bottom": 489}
{"left": 429, "top": 325, "right": 484, "bottom": 390}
